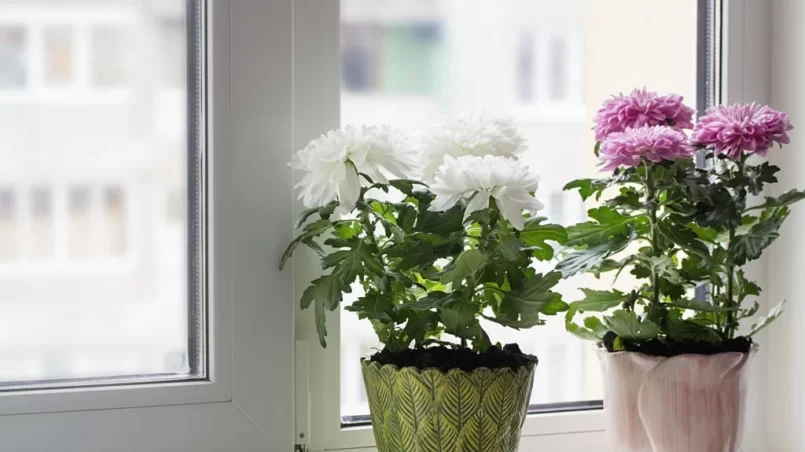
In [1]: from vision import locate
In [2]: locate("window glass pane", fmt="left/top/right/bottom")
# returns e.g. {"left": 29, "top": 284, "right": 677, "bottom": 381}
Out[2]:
{"left": 0, "top": 1, "right": 204, "bottom": 387}
{"left": 547, "top": 33, "right": 568, "bottom": 101}
{"left": 0, "top": 25, "right": 26, "bottom": 88}
{"left": 160, "top": 18, "right": 186, "bottom": 89}
{"left": 30, "top": 186, "right": 54, "bottom": 258}
{"left": 516, "top": 31, "right": 535, "bottom": 103}
{"left": 91, "top": 26, "right": 129, "bottom": 88}
{"left": 101, "top": 186, "right": 127, "bottom": 256}
{"left": 43, "top": 25, "right": 74, "bottom": 85}
{"left": 340, "top": 0, "right": 698, "bottom": 420}
{"left": 341, "top": 23, "right": 442, "bottom": 96}
{"left": 0, "top": 189, "right": 17, "bottom": 260}
{"left": 67, "top": 185, "right": 92, "bottom": 258}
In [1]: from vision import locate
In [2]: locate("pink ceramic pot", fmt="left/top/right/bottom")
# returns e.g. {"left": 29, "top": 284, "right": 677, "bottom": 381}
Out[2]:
{"left": 598, "top": 348, "right": 756, "bottom": 452}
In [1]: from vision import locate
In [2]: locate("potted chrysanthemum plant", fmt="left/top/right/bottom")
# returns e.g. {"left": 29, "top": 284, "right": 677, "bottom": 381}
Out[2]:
{"left": 562, "top": 89, "right": 800, "bottom": 452}
{"left": 281, "top": 114, "right": 569, "bottom": 452}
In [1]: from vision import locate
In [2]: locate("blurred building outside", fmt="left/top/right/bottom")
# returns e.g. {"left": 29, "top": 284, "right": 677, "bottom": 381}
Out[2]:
{"left": 0, "top": 0, "right": 190, "bottom": 383}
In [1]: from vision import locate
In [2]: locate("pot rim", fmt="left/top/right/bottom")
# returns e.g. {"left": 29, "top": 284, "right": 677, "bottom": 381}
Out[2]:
{"left": 360, "top": 358, "right": 537, "bottom": 376}
{"left": 595, "top": 343, "right": 759, "bottom": 359}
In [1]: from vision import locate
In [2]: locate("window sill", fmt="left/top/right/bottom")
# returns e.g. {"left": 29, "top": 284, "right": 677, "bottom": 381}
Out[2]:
{"left": 324, "top": 408, "right": 605, "bottom": 451}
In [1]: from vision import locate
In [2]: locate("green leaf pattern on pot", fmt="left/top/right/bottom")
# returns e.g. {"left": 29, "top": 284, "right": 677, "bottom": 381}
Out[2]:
{"left": 362, "top": 361, "right": 535, "bottom": 452}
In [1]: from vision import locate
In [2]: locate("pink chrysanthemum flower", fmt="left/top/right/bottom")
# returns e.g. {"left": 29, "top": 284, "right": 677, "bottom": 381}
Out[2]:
{"left": 594, "top": 88, "right": 695, "bottom": 141}
{"left": 692, "top": 103, "right": 793, "bottom": 159}
{"left": 599, "top": 125, "right": 696, "bottom": 171}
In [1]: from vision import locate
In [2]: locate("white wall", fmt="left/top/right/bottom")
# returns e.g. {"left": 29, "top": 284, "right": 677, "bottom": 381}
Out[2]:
{"left": 767, "top": 1, "right": 805, "bottom": 450}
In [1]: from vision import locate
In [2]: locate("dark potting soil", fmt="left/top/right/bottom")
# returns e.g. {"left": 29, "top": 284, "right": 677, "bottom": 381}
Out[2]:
{"left": 602, "top": 331, "right": 753, "bottom": 357}
{"left": 368, "top": 344, "right": 538, "bottom": 372}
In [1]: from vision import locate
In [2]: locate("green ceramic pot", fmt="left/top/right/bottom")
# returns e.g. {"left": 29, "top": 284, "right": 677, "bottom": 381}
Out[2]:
{"left": 361, "top": 360, "right": 536, "bottom": 452}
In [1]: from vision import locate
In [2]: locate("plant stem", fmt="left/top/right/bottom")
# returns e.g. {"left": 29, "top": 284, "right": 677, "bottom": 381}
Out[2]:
{"left": 725, "top": 227, "right": 736, "bottom": 338}
{"left": 644, "top": 164, "right": 661, "bottom": 308}
{"left": 360, "top": 211, "right": 377, "bottom": 247}
{"left": 725, "top": 154, "right": 747, "bottom": 339}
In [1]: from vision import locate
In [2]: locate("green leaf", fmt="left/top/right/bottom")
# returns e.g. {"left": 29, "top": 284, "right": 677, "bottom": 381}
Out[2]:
{"left": 557, "top": 234, "right": 630, "bottom": 278}
{"left": 333, "top": 221, "right": 361, "bottom": 239}
{"left": 665, "top": 316, "right": 722, "bottom": 343}
{"left": 404, "top": 310, "right": 440, "bottom": 346}
{"left": 730, "top": 207, "right": 789, "bottom": 265}
{"left": 368, "top": 200, "right": 394, "bottom": 220}
{"left": 345, "top": 292, "right": 395, "bottom": 321}
{"left": 279, "top": 220, "right": 333, "bottom": 270}
{"left": 630, "top": 263, "right": 651, "bottom": 279}
{"left": 495, "top": 234, "right": 524, "bottom": 262}
{"left": 637, "top": 255, "right": 685, "bottom": 286}
{"left": 565, "top": 207, "right": 634, "bottom": 247}
{"left": 396, "top": 204, "right": 417, "bottom": 232}
{"left": 321, "top": 244, "right": 385, "bottom": 284}
{"left": 747, "top": 189, "right": 805, "bottom": 211}
{"left": 439, "top": 302, "right": 478, "bottom": 336}
{"left": 295, "top": 202, "right": 338, "bottom": 228}
{"left": 323, "top": 237, "right": 353, "bottom": 249}
{"left": 295, "top": 207, "right": 322, "bottom": 229}
{"left": 735, "top": 269, "right": 761, "bottom": 303}
{"left": 299, "top": 275, "right": 344, "bottom": 347}
{"left": 302, "top": 237, "right": 325, "bottom": 256}
{"left": 484, "top": 311, "right": 544, "bottom": 329}
{"left": 519, "top": 218, "right": 568, "bottom": 260}
{"left": 738, "top": 301, "right": 761, "bottom": 321}
{"left": 603, "top": 310, "right": 661, "bottom": 341}
{"left": 383, "top": 219, "right": 406, "bottom": 242}
{"left": 668, "top": 298, "right": 735, "bottom": 313}
{"left": 565, "top": 322, "right": 601, "bottom": 341}
{"left": 679, "top": 255, "right": 712, "bottom": 283}
{"left": 566, "top": 322, "right": 601, "bottom": 341}
{"left": 398, "top": 291, "right": 458, "bottom": 311}
{"left": 362, "top": 202, "right": 405, "bottom": 242}
{"left": 606, "top": 186, "right": 644, "bottom": 209}
{"left": 500, "top": 271, "right": 567, "bottom": 316}
{"left": 689, "top": 224, "right": 719, "bottom": 243}
{"left": 415, "top": 204, "right": 465, "bottom": 235}
{"left": 565, "top": 289, "right": 625, "bottom": 341}
{"left": 389, "top": 179, "right": 427, "bottom": 196}
{"left": 749, "top": 300, "right": 786, "bottom": 337}
{"left": 440, "top": 249, "right": 487, "bottom": 287}
{"left": 657, "top": 218, "right": 710, "bottom": 258}
{"left": 385, "top": 239, "right": 444, "bottom": 271}
{"left": 692, "top": 183, "right": 742, "bottom": 229}
{"left": 748, "top": 162, "right": 780, "bottom": 195}
{"left": 568, "top": 289, "right": 626, "bottom": 313}
{"left": 584, "top": 316, "right": 609, "bottom": 337}
{"left": 563, "top": 178, "right": 608, "bottom": 201}
{"left": 303, "top": 219, "right": 333, "bottom": 232}
{"left": 567, "top": 313, "right": 610, "bottom": 341}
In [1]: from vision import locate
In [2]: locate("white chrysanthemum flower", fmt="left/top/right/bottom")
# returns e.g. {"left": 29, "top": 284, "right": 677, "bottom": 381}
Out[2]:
{"left": 418, "top": 112, "right": 527, "bottom": 182}
{"left": 290, "top": 125, "right": 414, "bottom": 215}
{"left": 429, "top": 155, "right": 543, "bottom": 230}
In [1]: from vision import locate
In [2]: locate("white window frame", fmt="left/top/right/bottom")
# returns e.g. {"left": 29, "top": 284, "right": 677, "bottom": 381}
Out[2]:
{"left": 0, "top": 2, "right": 297, "bottom": 450}
{"left": 721, "top": 0, "right": 776, "bottom": 451}
{"left": 292, "top": 1, "right": 775, "bottom": 451}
